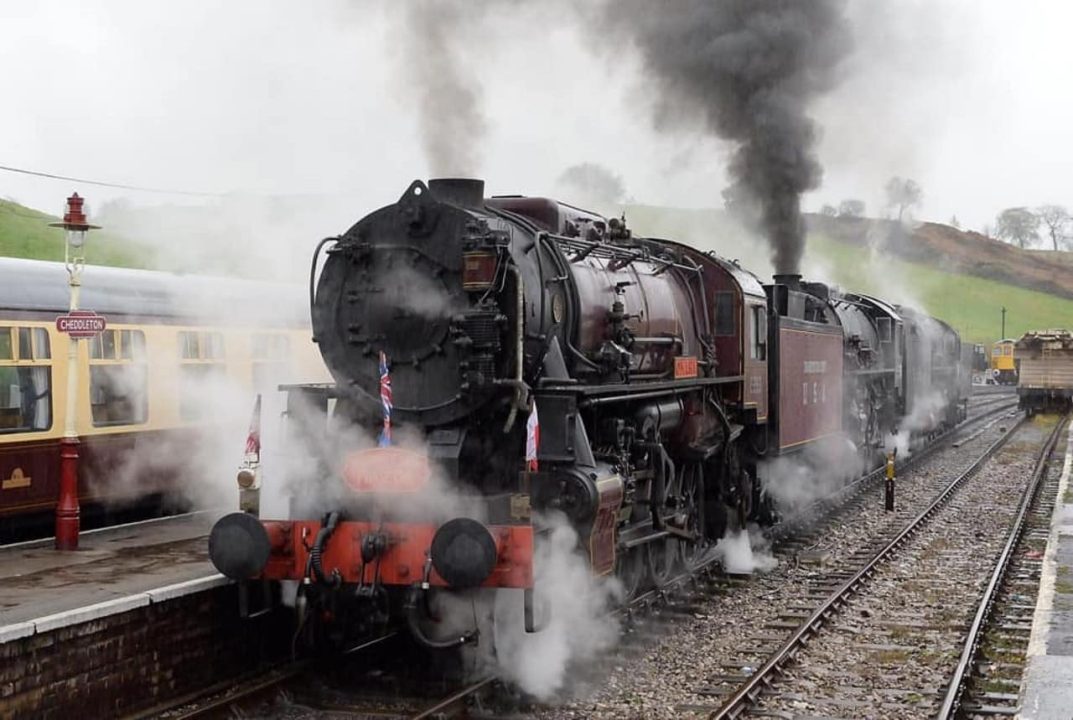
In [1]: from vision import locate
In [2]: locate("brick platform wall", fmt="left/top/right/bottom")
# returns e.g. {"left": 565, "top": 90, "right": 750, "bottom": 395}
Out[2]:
{"left": 0, "top": 585, "right": 292, "bottom": 719}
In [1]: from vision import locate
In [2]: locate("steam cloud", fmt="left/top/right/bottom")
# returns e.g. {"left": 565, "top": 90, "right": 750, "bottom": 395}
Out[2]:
{"left": 602, "top": 0, "right": 852, "bottom": 274}
{"left": 395, "top": 0, "right": 488, "bottom": 176}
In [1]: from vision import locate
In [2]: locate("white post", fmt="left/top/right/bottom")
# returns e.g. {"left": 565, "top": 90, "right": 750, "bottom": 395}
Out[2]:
{"left": 64, "top": 247, "right": 82, "bottom": 441}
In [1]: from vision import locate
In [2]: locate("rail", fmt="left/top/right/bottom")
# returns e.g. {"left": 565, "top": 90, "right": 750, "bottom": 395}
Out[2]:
{"left": 408, "top": 676, "right": 497, "bottom": 720}
{"left": 771, "top": 397, "right": 1021, "bottom": 540}
{"left": 133, "top": 631, "right": 399, "bottom": 720}
{"left": 935, "top": 414, "right": 1069, "bottom": 719}
{"left": 708, "top": 413, "right": 1029, "bottom": 720}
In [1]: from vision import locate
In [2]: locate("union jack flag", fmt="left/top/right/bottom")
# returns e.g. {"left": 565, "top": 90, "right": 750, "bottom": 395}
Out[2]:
{"left": 244, "top": 394, "right": 261, "bottom": 458}
{"left": 379, "top": 351, "right": 392, "bottom": 447}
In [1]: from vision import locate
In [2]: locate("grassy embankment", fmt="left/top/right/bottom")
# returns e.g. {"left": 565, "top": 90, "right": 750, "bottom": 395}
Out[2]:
{"left": 0, "top": 198, "right": 151, "bottom": 268}
{"left": 624, "top": 204, "right": 1073, "bottom": 346}
{"left": 808, "top": 232, "right": 1073, "bottom": 345}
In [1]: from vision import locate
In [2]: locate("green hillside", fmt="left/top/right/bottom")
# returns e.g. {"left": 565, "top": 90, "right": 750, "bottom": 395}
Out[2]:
{"left": 623, "top": 204, "right": 1073, "bottom": 347}
{"left": 808, "top": 232, "right": 1072, "bottom": 345}
{"left": 0, "top": 199, "right": 151, "bottom": 268}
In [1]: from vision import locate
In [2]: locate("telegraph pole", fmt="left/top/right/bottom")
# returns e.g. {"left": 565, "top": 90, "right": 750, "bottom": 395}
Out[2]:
{"left": 1001, "top": 306, "right": 1007, "bottom": 339}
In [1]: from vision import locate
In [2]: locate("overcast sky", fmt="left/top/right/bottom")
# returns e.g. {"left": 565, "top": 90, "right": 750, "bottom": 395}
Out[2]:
{"left": 1, "top": 0, "right": 1071, "bottom": 236}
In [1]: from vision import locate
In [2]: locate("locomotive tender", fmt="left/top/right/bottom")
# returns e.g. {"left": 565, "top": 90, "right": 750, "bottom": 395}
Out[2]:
{"left": 209, "top": 178, "right": 966, "bottom": 646}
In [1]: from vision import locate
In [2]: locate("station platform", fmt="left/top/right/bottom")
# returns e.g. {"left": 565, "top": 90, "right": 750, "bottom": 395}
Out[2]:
{"left": 0, "top": 511, "right": 226, "bottom": 642}
{"left": 1022, "top": 422, "right": 1073, "bottom": 718}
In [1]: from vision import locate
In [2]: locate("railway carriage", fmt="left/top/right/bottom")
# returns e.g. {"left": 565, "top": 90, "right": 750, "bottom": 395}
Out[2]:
{"left": 0, "top": 257, "right": 325, "bottom": 535}
{"left": 1014, "top": 329, "right": 1073, "bottom": 414}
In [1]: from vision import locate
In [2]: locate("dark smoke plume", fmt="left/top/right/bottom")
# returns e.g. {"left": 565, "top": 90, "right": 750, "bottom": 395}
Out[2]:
{"left": 603, "top": 1, "right": 851, "bottom": 274}
{"left": 396, "top": 1, "right": 487, "bottom": 176}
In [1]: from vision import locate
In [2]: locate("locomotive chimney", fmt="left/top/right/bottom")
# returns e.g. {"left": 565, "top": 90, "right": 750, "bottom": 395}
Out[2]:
{"left": 773, "top": 273, "right": 802, "bottom": 291}
{"left": 428, "top": 178, "right": 485, "bottom": 210}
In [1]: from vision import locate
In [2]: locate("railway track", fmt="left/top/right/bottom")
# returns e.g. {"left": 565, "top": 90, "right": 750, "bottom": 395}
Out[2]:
{"left": 705, "top": 413, "right": 1067, "bottom": 720}
{"left": 938, "top": 418, "right": 1069, "bottom": 718}
{"left": 139, "top": 396, "right": 1021, "bottom": 720}
{"left": 769, "top": 395, "right": 1021, "bottom": 547}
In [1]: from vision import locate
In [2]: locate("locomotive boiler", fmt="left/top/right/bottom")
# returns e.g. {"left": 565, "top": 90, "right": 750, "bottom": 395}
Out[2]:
{"left": 207, "top": 178, "right": 969, "bottom": 647}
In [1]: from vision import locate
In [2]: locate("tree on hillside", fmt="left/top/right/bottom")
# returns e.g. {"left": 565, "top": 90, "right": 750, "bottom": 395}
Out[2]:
{"left": 996, "top": 207, "right": 1041, "bottom": 249}
{"left": 949, "top": 215, "right": 960, "bottom": 229}
{"left": 820, "top": 204, "right": 837, "bottom": 217}
{"left": 884, "top": 177, "right": 922, "bottom": 221}
{"left": 1037, "top": 204, "right": 1071, "bottom": 251}
{"left": 838, "top": 199, "right": 866, "bottom": 218}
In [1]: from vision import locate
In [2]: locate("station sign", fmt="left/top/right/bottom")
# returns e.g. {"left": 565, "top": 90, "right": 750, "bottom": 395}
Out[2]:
{"left": 55, "top": 310, "right": 107, "bottom": 339}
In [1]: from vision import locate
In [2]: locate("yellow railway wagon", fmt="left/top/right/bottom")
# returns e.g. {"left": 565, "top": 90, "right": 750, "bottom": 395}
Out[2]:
{"left": 990, "top": 338, "right": 1017, "bottom": 385}
{"left": 0, "top": 258, "right": 327, "bottom": 528}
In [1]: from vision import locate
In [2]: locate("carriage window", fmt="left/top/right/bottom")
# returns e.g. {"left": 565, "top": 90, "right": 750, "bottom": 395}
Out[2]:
{"left": 33, "top": 328, "right": 50, "bottom": 360}
{"left": 179, "top": 332, "right": 200, "bottom": 360}
{"left": 715, "top": 292, "right": 736, "bottom": 337}
{"left": 89, "top": 330, "right": 148, "bottom": 426}
{"left": 17, "top": 328, "right": 31, "bottom": 360}
{"left": 178, "top": 331, "right": 227, "bottom": 421}
{"left": 0, "top": 328, "right": 12, "bottom": 361}
{"left": 179, "top": 363, "right": 227, "bottom": 421}
{"left": 0, "top": 326, "right": 51, "bottom": 433}
{"left": 251, "top": 333, "right": 291, "bottom": 390}
{"left": 90, "top": 365, "right": 148, "bottom": 426}
{"left": 178, "top": 331, "right": 224, "bottom": 361}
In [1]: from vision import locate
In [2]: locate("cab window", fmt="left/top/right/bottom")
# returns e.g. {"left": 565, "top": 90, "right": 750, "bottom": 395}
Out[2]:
{"left": 749, "top": 305, "right": 767, "bottom": 360}
{"left": 715, "top": 292, "right": 737, "bottom": 337}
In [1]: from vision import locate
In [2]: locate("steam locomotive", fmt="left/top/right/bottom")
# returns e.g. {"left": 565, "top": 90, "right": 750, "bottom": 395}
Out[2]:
{"left": 208, "top": 178, "right": 966, "bottom": 646}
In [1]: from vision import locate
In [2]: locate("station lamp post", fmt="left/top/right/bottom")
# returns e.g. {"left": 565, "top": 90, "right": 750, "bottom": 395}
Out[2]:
{"left": 49, "top": 194, "right": 99, "bottom": 550}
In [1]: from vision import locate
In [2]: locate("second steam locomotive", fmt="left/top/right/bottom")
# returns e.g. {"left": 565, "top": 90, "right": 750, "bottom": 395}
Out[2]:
{"left": 209, "top": 178, "right": 966, "bottom": 646}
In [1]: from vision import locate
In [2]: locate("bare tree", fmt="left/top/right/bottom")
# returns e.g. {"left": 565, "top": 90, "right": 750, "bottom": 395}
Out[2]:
{"left": 996, "top": 207, "right": 1041, "bottom": 249}
{"left": 838, "top": 199, "right": 866, "bottom": 218}
{"left": 949, "top": 215, "right": 960, "bottom": 229}
{"left": 820, "top": 204, "right": 837, "bottom": 217}
{"left": 1036, "top": 204, "right": 1071, "bottom": 250}
{"left": 884, "top": 177, "right": 922, "bottom": 221}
